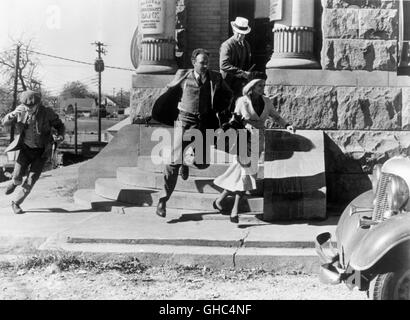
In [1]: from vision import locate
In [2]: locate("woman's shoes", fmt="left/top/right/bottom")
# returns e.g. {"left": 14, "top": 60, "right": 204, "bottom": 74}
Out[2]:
{"left": 212, "top": 200, "right": 239, "bottom": 223}
{"left": 213, "top": 200, "right": 230, "bottom": 215}
{"left": 230, "top": 215, "right": 239, "bottom": 224}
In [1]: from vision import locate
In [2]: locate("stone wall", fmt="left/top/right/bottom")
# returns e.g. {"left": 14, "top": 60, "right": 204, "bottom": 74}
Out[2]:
{"left": 130, "top": 75, "right": 172, "bottom": 121}
{"left": 260, "top": 0, "right": 408, "bottom": 210}
{"left": 129, "top": 0, "right": 410, "bottom": 212}
{"left": 265, "top": 69, "right": 410, "bottom": 209}
{"left": 322, "top": 0, "right": 399, "bottom": 71}
{"left": 266, "top": 85, "right": 402, "bottom": 131}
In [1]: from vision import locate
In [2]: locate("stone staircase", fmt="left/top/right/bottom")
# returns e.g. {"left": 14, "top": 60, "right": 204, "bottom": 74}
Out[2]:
{"left": 74, "top": 126, "right": 327, "bottom": 220}
{"left": 74, "top": 148, "right": 265, "bottom": 213}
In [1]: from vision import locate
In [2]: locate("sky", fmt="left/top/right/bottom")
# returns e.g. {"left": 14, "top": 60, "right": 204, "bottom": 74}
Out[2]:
{"left": 0, "top": 0, "right": 139, "bottom": 96}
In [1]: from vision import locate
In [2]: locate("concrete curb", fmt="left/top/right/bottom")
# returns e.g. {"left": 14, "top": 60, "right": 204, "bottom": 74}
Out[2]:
{"left": 38, "top": 241, "right": 320, "bottom": 273}
{"left": 0, "top": 233, "right": 321, "bottom": 273}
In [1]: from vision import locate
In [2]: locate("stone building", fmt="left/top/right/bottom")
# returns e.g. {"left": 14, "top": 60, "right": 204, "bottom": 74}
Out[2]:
{"left": 127, "top": 0, "right": 410, "bottom": 211}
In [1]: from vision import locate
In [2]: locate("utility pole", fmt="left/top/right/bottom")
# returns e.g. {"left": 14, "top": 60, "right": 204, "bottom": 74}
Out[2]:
{"left": 120, "top": 88, "right": 123, "bottom": 109}
{"left": 92, "top": 41, "right": 106, "bottom": 143}
{"left": 74, "top": 103, "right": 78, "bottom": 155}
{"left": 10, "top": 43, "right": 21, "bottom": 143}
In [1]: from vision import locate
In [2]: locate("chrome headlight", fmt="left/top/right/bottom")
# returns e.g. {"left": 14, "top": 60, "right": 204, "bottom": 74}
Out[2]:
{"left": 386, "top": 175, "right": 410, "bottom": 217}
{"left": 372, "top": 164, "right": 382, "bottom": 195}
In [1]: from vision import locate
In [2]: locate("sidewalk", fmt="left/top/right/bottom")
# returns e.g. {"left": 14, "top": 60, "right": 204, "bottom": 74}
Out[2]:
{"left": 0, "top": 164, "right": 338, "bottom": 273}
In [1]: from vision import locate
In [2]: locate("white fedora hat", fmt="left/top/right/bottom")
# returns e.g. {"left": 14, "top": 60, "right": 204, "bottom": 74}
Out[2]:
{"left": 231, "top": 17, "right": 251, "bottom": 35}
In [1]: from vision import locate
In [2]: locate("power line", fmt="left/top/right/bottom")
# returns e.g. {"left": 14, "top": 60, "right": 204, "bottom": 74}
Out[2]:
{"left": 40, "top": 77, "right": 98, "bottom": 89}
{"left": 42, "top": 74, "right": 97, "bottom": 84}
{"left": 26, "top": 48, "right": 135, "bottom": 72}
{"left": 42, "top": 74, "right": 98, "bottom": 84}
{"left": 104, "top": 65, "right": 134, "bottom": 72}
{"left": 28, "top": 49, "right": 94, "bottom": 66}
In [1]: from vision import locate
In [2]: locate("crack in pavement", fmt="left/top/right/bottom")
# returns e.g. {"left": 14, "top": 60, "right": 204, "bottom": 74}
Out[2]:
{"left": 232, "top": 229, "right": 251, "bottom": 268}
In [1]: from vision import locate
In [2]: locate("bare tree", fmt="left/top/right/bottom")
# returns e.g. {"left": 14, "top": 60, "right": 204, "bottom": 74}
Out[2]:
{"left": 0, "top": 40, "right": 42, "bottom": 95}
{"left": 0, "top": 86, "right": 13, "bottom": 117}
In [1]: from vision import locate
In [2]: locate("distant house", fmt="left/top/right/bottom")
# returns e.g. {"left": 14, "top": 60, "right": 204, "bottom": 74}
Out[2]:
{"left": 91, "top": 96, "right": 118, "bottom": 116}
{"left": 60, "top": 96, "right": 120, "bottom": 118}
{"left": 60, "top": 98, "right": 95, "bottom": 115}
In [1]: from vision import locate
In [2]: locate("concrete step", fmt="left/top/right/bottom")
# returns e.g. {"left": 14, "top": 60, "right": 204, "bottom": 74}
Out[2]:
{"left": 117, "top": 167, "right": 263, "bottom": 195}
{"left": 95, "top": 178, "right": 264, "bottom": 212}
{"left": 145, "top": 147, "right": 238, "bottom": 164}
{"left": 136, "top": 156, "right": 265, "bottom": 179}
{"left": 74, "top": 189, "right": 130, "bottom": 211}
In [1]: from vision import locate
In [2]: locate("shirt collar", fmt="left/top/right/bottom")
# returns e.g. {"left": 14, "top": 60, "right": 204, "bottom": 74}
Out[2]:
{"left": 194, "top": 71, "right": 207, "bottom": 82}
{"left": 235, "top": 39, "right": 244, "bottom": 46}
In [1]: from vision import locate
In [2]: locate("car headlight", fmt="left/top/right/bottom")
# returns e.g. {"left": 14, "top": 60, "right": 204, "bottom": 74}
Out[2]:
{"left": 386, "top": 175, "right": 410, "bottom": 217}
{"left": 372, "top": 164, "right": 382, "bottom": 195}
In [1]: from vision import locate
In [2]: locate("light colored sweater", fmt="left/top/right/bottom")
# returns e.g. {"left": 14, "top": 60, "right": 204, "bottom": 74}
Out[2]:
{"left": 234, "top": 95, "right": 288, "bottom": 130}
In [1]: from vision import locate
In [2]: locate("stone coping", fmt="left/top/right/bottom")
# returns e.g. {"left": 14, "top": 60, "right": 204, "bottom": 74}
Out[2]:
{"left": 266, "top": 69, "right": 410, "bottom": 87}
{"left": 132, "top": 70, "right": 410, "bottom": 89}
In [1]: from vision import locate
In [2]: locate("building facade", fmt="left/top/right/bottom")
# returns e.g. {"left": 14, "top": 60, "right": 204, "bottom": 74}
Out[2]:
{"left": 130, "top": 0, "right": 410, "bottom": 210}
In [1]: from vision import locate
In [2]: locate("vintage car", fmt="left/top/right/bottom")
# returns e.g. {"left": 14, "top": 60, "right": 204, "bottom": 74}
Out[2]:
{"left": 315, "top": 156, "right": 410, "bottom": 300}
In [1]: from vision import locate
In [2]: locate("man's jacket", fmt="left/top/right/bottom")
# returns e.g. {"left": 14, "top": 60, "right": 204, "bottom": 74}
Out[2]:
{"left": 152, "top": 69, "right": 233, "bottom": 128}
{"left": 219, "top": 36, "right": 252, "bottom": 90}
{"left": 2, "top": 104, "right": 65, "bottom": 158}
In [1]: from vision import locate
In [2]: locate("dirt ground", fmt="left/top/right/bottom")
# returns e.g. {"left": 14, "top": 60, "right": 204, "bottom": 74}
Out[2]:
{"left": 0, "top": 266, "right": 367, "bottom": 300}
{"left": 0, "top": 163, "right": 368, "bottom": 301}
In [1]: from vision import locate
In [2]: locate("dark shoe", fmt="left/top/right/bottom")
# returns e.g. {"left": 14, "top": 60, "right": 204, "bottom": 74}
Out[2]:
{"left": 156, "top": 200, "right": 166, "bottom": 218}
{"left": 180, "top": 165, "right": 189, "bottom": 181}
{"left": 213, "top": 200, "right": 229, "bottom": 215}
{"left": 230, "top": 215, "right": 239, "bottom": 224}
{"left": 5, "top": 183, "right": 17, "bottom": 195}
{"left": 11, "top": 202, "right": 24, "bottom": 215}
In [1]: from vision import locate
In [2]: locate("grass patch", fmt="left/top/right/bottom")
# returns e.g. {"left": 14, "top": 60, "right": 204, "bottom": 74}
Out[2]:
{"left": 7, "top": 252, "right": 147, "bottom": 274}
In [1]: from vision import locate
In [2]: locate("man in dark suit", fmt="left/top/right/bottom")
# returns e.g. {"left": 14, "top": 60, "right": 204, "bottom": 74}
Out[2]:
{"left": 220, "top": 17, "right": 253, "bottom": 109}
{"left": 153, "top": 48, "right": 233, "bottom": 218}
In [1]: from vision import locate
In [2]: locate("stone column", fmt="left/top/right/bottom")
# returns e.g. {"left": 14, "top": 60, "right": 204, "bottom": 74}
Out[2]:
{"left": 266, "top": 0, "right": 320, "bottom": 69}
{"left": 135, "top": 0, "right": 178, "bottom": 74}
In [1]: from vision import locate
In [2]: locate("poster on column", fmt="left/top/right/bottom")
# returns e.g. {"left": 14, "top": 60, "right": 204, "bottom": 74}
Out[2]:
{"left": 140, "top": 0, "right": 165, "bottom": 35}
{"left": 270, "top": 0, "right": 283, "bottom": 21}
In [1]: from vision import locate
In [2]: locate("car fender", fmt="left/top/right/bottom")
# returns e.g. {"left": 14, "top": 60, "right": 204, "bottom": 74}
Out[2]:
{"left": 335, "top": 190, "right": 373, "bottom": 267}
{"left": 350, "top": 214, "right": 410, "bottom": 271}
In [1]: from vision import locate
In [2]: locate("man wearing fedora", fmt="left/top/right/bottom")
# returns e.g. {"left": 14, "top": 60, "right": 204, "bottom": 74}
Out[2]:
{"left": 2, "top": 90, "right": 65, "bottom": 214}
{"left": 220, "top": 17, "right": 253, "bottom": 109}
